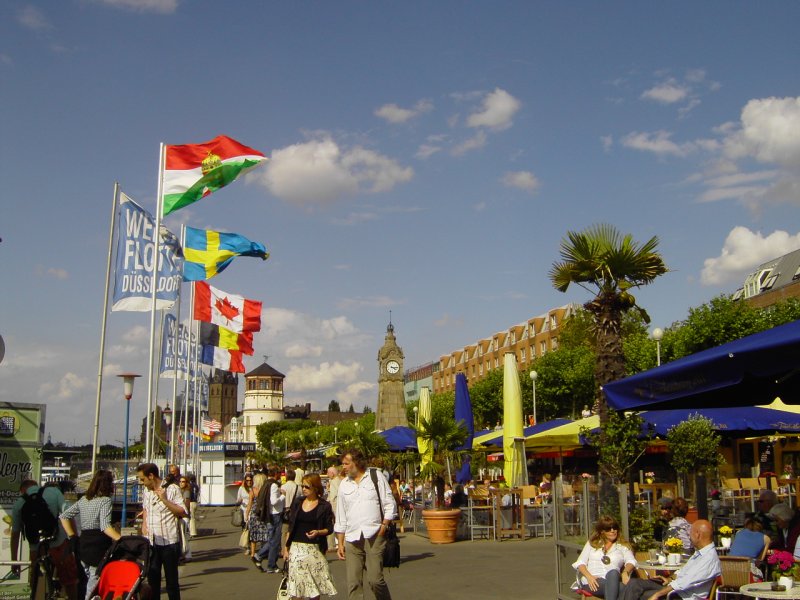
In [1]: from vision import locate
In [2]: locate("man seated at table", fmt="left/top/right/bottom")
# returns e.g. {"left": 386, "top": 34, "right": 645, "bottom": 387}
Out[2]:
{"left": 768, "top": 503, "right": 800, "bottom": 558}
{"left": 621, "top": 520, "right": 720, "bottom": 600}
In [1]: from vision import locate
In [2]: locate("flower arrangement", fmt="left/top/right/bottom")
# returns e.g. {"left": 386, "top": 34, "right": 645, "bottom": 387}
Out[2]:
{"left": 718, "top": 525, "right": 733, "bottom": 537}
{"left": 580, "top": 473, "right": 592, "bottom": 480}
{"left": 768, "top": 550, "right": 800, "bottom": 579}
{"left": 664, "top": 537, "right": 684, "bottom": 553}
{"left": 710, "top": 489, "right": 721, "bottom": 500}
{"left": 644, "top": 471, "right": 655, "bottom": 478}
{"left": 784, "top": 464, "right": 794, "bottom": 478}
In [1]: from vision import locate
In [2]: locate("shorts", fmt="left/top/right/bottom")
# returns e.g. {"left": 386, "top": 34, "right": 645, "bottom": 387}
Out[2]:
{"left": 31, "top": 540, "right": 79, "bottom": 587}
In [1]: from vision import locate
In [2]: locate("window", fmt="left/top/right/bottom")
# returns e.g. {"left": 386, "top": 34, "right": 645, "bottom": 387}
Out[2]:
{"left": 259, "top": 379, "right": 267, "bottom": 390}
{"left": 793, "top": 266, "right": 800, "bottom": 281}
{"left": 732, "top": 289, "right": 743, "bottom": 301}
{"left": 761, "top": 274, "right": 778, "bottom": 290}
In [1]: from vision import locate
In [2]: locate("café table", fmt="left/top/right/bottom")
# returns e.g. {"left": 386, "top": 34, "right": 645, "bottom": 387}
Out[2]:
{"left": 739, "top": 582, "right": 800, "bottom": 598}
{"left": 635, "top": 560, "right": 686, "bottom": 577}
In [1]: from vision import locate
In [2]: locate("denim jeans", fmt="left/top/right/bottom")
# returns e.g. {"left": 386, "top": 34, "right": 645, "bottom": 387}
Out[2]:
{"left": 148, "top": 542, "right": 182, "bottom": 600}
{"left": 255, "top": 513, "right": 282, "bottom": 569}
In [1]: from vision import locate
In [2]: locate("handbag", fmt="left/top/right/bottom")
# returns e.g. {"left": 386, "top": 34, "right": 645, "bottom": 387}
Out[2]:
{"left": 368, "top": 469, "right": 400, "bottom": 569}
{"left": 231, "top": 507, "right": 244, "bottom": 528}
{"left": 238, "top": 528, "right": 249, "bottom": 549}
{"left": 276, "top": 562, "right": 290, "bottom": 600}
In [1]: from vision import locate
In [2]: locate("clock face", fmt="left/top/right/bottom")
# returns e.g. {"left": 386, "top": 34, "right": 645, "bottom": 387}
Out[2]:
{"left": 386, "top": 360, "right": 400, "bottom": 374}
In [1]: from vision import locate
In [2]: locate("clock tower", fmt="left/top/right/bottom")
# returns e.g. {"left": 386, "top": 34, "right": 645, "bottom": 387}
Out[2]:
{"left": 375, "top": 319, "right": 408, "bottom": 430}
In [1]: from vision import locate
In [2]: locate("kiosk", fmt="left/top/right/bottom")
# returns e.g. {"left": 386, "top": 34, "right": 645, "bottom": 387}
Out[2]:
{"left": 198, "top": 442, "right": 255, "bottom": 505}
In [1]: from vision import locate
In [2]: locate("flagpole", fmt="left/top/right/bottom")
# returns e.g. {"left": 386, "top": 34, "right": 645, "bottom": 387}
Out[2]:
{"left": 192, "top": 320, "right": 201, "bottom": 475}
{"left": 183, "top": 282, "right": 195, "bottom": 471}
{"left": 152, "top": 310, "right": 165, "bottom": 460}
{"left": 169, "top": 227, "right": 185, "bottom": 466}
{"left": 145, "top": 143, "right": 167, "bottom": 462}
{"left": 91, "top": 182, "right": 120, "bottom": 475}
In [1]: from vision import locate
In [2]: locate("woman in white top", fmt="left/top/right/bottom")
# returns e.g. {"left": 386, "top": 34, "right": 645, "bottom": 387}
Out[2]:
{"left": 572, "top": 515, "right": 636, "bottom": 599}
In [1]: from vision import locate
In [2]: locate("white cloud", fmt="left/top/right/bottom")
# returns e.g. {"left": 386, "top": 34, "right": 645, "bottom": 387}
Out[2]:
{"left": 621, "top": 130, "right": 694, "bottom": 157}
{"left": 336, "top": 381, "right": 376, "bottom": 406}
{"left": 641, "top": 79, "right": 689, "bottom": 104}
{"left": 36, "top": 265, "right": 68, "bottom": 279}
{"left": 473, "top": 201, "right": 487, "bottom": 212}
{"left": 258, "top": 136, "right": 412, "bottom": 204}
{"left": 285, "top": 344, "right": 323, "bottom": 359}
{"left": 451, "top": 131, "right": 487, "bottom": 156}
{"left": 724, "top": 97, "right": 800, "bottom": 167}
{"left": 91, "top": 0, "right": 179, "bottom": 13}
{"left": 374, "top": 99, "right": 433, "bottom": 124}
{"left": 700, "top": 226, "right": 800, "bottom": 285}
{"left": 501, "top": 170, "right": 540, "bottom": 193}
{"left": 285, "top": 361, "right": 362, "bottom": 392}
{"left": 466, "top": 88, "right": 521, "bottom": 131}
{"left": 122, "top": 325, "right": 149, "bottom": 343}
{"left": 415, "top": 144, "right": 441, "bottom": 159}
{"left": 18, "top": 6, "right": 52, "bottom": 30}
{"left": 337, "top": 296, "right": 399, "bottom": 310}
{"left": 38, "top": 372, "right": 91, "bottom": 400}
{"left": 601, "top": 135, "right": 613, "bottom": 152}
{"left": 434, "top": 313, "right": 464, "bottom": 328}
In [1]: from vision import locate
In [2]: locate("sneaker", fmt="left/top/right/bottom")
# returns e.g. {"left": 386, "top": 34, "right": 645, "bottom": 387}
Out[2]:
{"left": 251, "top": 556, "right": 262, "bottom": 568}
{"left": 265, "top": 567, "right": 280, "bottom": 574}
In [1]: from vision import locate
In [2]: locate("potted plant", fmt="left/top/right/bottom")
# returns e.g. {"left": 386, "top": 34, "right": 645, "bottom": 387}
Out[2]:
{"left": 645, "top": 471, "right": 655, "bottom": 484}
{"left": 768, "top": 550, "right": 800, "bottom": 589}
{"left": 415, "top": 409, "right": 467, "bottom": 544}
{"left": 718, "top": 524, "right": 733, "bottom": 549}
{"left": 664, "top": 536, "right": 684, "bottom": 564}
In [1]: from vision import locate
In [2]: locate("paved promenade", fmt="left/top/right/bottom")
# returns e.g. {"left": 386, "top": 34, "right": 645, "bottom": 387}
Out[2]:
{"left": 177, "top": 506, "right": 557, "bottom": 599}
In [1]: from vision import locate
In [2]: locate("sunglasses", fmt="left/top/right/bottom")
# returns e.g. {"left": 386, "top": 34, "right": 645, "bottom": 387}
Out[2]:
{"left": 603, "top": 526, "right": 619, "bottom": 531}
{"left": 302, "top": 485, "right": 312, "bottom": 489}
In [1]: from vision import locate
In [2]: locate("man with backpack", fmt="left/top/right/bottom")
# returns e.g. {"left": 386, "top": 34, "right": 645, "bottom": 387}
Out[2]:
{"left": 10, "top": 479, "right": 79, "bottom": 600}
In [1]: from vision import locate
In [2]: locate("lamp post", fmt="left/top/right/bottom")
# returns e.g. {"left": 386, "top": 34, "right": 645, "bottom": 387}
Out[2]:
{"left": 117, "top": 372, "right": 140, "bottom": 530}
{"left": 271, "top": 438, "right": 275, "bottom": 453}
{"left": 413, "top": 405, "right": 419, "bottom": 428}
{"left": 529, "top": 370, "right": 538, "bottom": 426}
{"left": 315, "top": 431, "right": 319, "bottom": 446}
{"left": 652, "top": 327, "right": 664, "bottom": 366}
{"left": 334, "top": 427, "right": 338, "bottom": 444}
{"left": 163, "top": 404, "right": 172, "bottom": 461}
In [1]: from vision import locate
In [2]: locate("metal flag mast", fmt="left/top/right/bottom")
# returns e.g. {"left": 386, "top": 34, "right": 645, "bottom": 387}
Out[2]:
{"left": 91, "top": 182, "right": 120, "bottom": 474}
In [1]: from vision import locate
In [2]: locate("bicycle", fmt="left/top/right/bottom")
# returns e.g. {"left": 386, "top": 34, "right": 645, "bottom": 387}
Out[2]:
{"left": 29, "top": 533, "right": 60, "bottom": 600}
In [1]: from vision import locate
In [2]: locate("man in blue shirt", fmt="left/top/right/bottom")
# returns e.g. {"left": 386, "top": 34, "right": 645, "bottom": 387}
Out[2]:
{"left": 621, "top": 519, "right": 720, "bottom": 600}
{"left": 10, "top": 480, "right": 78, "bottom": 600}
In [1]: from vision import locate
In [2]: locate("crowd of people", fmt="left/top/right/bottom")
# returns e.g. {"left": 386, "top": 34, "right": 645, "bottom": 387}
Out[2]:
{"left": 237, "top": 447, "right": 398, "bottom": 600}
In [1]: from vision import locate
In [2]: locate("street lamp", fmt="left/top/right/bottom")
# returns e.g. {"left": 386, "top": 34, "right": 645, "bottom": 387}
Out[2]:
{"left": 413, "top": 405, "right": 419, "bottom": 428}
{"left": 163, "top": 404, "right": 172, "bottom": 461}
{"left": 117, "top": 372, "right": 140, "bottom": 530}
{"left": 315, "top": 431, "right": 319, "bottom": 446}
{"left": 529, "top": 370, "right": 538, "bottom": 426}
{"left": 652, "top": 327, "right": 664, "bottom": 366}
{"left": 334, "top": 427, "right": 338, "bottom": 444}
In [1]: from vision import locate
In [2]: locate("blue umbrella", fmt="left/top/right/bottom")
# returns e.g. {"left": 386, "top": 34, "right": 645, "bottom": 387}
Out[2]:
{"left": 604, "top": 320, "right": 800, "bottom": 411}
{"left": 380, "top": 426, "right": 417, "bottom": 451}
{"left": 454, "top": 373, "right": 475, "bottom": 483}
{"left": 478, "top": 418, "right": 572, "bottom": 448}
{"left": 640, "top": 406, "right": 800, "bottom": 436}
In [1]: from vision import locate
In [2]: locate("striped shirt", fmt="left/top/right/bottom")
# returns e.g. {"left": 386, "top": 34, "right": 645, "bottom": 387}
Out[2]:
{"left": 142, "top": 484, "right": 183, "bottom": 546}
{"left": 60, "top": 496, "right": 112, "bottom": 531}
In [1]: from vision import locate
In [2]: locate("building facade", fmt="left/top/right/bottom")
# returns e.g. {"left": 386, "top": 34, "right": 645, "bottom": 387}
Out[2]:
{"left": 241, "top": 361, "right": 285, "bottom": 443}
{"left": 432, "top": 303, "right": 579, "bottom": 394}
{"left": 404, "top": 362, "right": 437, "bottom": 404}
{"left": 735, "top": 248, "right": 800, "bottom": 309}
{"left": 207, "top": 370, "right": 238, "bottom": 428}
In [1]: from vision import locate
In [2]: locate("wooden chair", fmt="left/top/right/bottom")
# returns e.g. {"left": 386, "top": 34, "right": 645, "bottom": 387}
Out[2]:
{"left": 715, "top": 556, "right": 751, "bottom": 599}
{"left": 562, "top": 483, "right": 582, "bottom": 535}
{"left": 520, "top": 485, "right": 547, "bottom": 537}
{"left": 633, "top": 483, "right": 653, "bottom": 516}
{"left": 467, "top": 488, "right": 495, "bottom": 541}
{"left": 721, "top": 478, "right": 742, "bottom": 509}
{"left": 739, "top": 478, "right": 760, "bottom": 512}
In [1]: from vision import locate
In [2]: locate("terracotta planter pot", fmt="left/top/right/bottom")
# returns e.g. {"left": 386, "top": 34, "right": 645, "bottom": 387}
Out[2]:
{"left": 422, "top": 508, "right": 461, "bottom": 544}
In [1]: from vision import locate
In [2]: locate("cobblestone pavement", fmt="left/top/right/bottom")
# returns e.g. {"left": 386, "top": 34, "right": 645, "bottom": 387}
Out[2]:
{"left": 176, "top": 506, "right": 556, "bottom": 599}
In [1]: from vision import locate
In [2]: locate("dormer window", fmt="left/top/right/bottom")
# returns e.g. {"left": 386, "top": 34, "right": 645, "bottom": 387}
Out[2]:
{"left": 761, "top": 274, "right": 778, "bottom": 290}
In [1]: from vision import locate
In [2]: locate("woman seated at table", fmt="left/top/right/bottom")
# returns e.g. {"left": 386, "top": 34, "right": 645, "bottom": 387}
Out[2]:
{"left": 729, "top": 518, "right": 770, "bottom": 580}
{"left": 665, "top": 497, "right": 693, "bottom": 552}
{"left": 572, "top": 515, "right": 636, "bottom": 599}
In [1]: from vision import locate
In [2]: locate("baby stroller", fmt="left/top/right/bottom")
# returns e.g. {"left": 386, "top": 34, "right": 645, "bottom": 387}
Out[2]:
{"left": 89, "top": 535, "right": 152, "bottom": 600}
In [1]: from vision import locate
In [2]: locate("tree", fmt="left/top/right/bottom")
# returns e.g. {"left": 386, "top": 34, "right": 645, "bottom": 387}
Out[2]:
{"left": 328, "top": 399, "right": 341, "bottom": 412}
{"left": 414, "top": 411, "right": 467, "bottom": 508}
{"left": 667, "top": 414, "right": 723, "bottom": 476}
{"left": 531, "top": 346, "right": 595, "bottom": 419}
{"left": 362, "top": 405, "right": 373, "bottom": 414}
{"left": 549, "top": 223, "right": 668, "bottom": 425}
{"left": 347, "top": 404, "right": 355, "bottom": 413}
{"left": 467, "top": 368, "right": 504, "bottom": 428}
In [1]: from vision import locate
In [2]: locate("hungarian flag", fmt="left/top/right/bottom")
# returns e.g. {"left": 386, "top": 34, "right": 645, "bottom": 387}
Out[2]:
{"left": 194, "top": 281, "right": 262, "bottom": 333}
{"left": 183, "top": 226, "right": 268, "bottom": 281}
{"left": 199, "top": 322, "right": 254, "bottom": 355}
{"left": 162, "top": 135, "right": 267, "bottom": 216}
{"left": 200, "top": 344, "right": 245, "bottom": 373}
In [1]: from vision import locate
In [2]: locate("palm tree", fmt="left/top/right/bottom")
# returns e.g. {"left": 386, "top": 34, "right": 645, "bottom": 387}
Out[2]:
{"left": 549, "top": 224, "right": 667, "bottom": 425}
{"left": 414, "top": 411, "right": 467, "bottom": 508}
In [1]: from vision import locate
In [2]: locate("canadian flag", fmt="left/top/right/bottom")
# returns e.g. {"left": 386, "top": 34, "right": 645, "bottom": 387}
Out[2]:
{"left": 194, "top": 281, "right": 262, "bottom": 333}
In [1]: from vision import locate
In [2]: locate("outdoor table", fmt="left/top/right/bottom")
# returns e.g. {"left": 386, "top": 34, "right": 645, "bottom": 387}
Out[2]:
{"left": 634, "top": 560, "right": 686, "bottom": 577}
{"left": 739, "top": 582, "right": 800, "bottom": 598}
{"left": 491, "top": 488, "right": 525, "bottom": 541}
{"left": 639, "top": 483, "right": 678, "bottom": 510}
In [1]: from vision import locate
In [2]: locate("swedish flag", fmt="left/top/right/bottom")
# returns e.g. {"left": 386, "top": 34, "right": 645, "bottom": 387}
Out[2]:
{"left": 182, "top": 227, "right": 268, "bottom": 281}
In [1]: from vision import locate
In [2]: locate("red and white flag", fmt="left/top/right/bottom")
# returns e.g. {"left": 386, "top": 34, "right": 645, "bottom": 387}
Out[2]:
{"left": 200, "top": 344, "right": 245, "bottom": 373}
{"left": 194, "top": 281, "right": 262, "bottom": 333}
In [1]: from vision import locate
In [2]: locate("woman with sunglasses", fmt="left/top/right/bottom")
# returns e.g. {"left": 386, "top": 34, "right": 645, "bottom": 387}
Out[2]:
{"left": 572, "top": 515, "right": 636, "bottom": 599}
{"left": 281, "top": 474, "right": 337, "bottom": 599}
{"left": 178, "top": 476, "right": 193, "bottom": 562}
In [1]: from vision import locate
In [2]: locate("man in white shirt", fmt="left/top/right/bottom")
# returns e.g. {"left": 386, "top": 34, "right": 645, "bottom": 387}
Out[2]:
{"left": 280, "top": 469, "right": 299, "bottom": 547}
{"left": 138, "top": 463, "right": 186, "bottom": 600}
{"left": 335, "top": 448, "right": 397, "bottom": 600}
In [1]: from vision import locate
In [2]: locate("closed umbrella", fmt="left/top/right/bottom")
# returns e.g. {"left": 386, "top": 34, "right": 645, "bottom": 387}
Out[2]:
{"left": 502, "top": 352, "right": 528, "bottom": 487}
{"left": 454, "top": 373, "right": 475, "bottom": 484}
{"left": 417, "top": 386, "right": 433, "bottom": 468}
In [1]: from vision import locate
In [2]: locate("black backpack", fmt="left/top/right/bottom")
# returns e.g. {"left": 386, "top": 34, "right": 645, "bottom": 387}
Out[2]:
{"left": 21, "top": 489, "right": 58, "bottom": 545}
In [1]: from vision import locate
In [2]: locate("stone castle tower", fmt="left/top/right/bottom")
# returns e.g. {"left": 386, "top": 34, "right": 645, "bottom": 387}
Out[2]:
{"left": 207, "top": 370, "right": 238, "bottom": 427}
{"left": 375, "top": 320, "right": 408, "bottom": 430}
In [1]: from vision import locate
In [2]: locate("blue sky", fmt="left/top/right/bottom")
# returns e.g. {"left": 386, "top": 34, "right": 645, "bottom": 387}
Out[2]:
{"left": 2, "top": 1, "right": 800, "bottom": 445}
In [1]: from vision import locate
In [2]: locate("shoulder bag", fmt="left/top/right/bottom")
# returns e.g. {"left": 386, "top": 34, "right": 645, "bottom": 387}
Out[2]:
{"left": 368, "top": 469, "right": 400, "bottom": 568}
{"left": 231, "top": 507, "right": 244, "bottom": 528}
